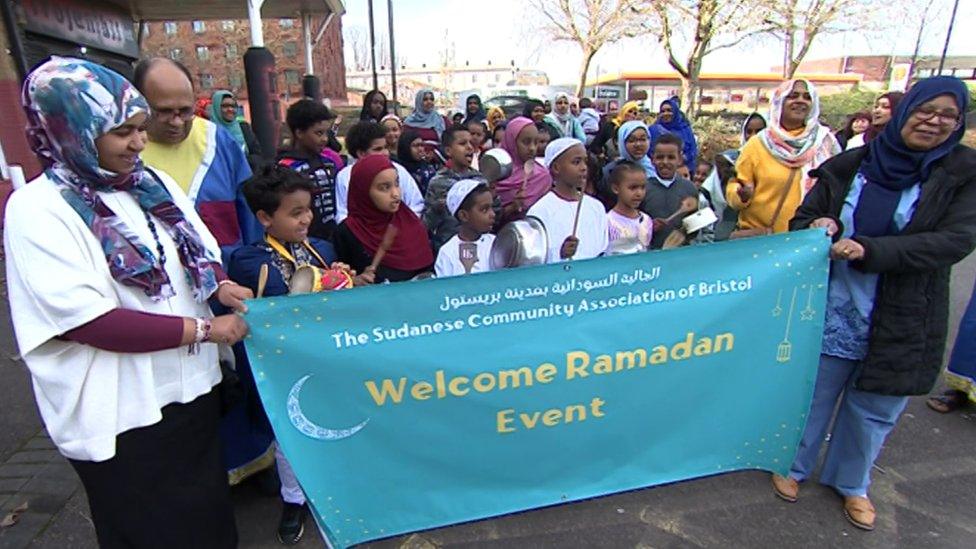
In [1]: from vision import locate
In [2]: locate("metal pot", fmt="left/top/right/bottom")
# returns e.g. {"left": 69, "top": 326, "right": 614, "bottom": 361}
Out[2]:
{"left": 479, "top": 148, "right": 513, "bottom": 183}
{"left": 490, "top": 216, "right": 550, "bottom": 269}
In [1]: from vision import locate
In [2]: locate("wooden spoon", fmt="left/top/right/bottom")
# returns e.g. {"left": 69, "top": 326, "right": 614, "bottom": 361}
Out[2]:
{"left": 368, "top": 224, "right": 399, "bottom": 273}
{"left": 256, "top": 263, "right": 269, "bottom": 298}
{"left": 571, "top": 186, "right": 586, "bottom": 238}
{"left": 663, "top": 196, "right": 699, "bottom": 225}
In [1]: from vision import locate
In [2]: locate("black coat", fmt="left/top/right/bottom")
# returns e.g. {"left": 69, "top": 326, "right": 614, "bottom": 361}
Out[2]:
{"left": 790, "top": 145, "right": 976, "bottom": 396}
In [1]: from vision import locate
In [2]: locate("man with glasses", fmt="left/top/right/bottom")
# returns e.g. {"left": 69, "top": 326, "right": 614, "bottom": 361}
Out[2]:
{"left": 132, "top": 58, "right": 272, "bottom": 495}
{"left": 135, "top": 58, "right": 262, "bottom": 259}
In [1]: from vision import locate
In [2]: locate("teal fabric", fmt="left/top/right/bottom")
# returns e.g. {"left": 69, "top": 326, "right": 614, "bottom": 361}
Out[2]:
{"left": 244, "top": 230, "right": 829, "bottom": 548}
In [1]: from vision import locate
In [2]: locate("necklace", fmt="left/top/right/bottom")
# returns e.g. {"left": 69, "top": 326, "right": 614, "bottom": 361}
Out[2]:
{"left": 142, "top": 208, "right": 167, "bottom": 267}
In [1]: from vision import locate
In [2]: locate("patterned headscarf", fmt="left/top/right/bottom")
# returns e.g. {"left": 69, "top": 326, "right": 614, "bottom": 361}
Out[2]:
{"left": 759, "top": 79, "right": 840, "bottom": 194}
{"left": 22, "top": 57, "right": 217, "bottom": 302}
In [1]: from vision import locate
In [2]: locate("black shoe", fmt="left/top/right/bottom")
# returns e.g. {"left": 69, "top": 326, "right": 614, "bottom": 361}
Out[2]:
{"left": 276, "top": 502, "right": 308, "bottom": 545}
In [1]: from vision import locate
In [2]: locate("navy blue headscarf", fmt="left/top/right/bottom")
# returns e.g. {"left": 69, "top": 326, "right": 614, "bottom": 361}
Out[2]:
{"left": 855, "top": 76, "right": 969, "bottom": 237}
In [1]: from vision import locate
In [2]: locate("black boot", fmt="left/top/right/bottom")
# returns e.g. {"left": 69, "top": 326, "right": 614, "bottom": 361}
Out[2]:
{"left": 276, "top": 502, "right": 308, "bottom": 545}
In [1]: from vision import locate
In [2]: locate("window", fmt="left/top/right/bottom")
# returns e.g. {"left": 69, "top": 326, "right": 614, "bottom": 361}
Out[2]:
{"left": 279, "top": 19, "right": 294, "bottom": 28}
{"left": 170, "top": 48, "right": 183, "bottom": 61}
{"left": 426, "top": 75, "right": 432, "bottom": 84}
{"left": 200, "top": 73, "right": 214, "bottom": 90}
{"left": 472, "top": 73, "right": 478, "bottom": 84}
{"left": 226, "top": 44, "right": 238, "bottom": 58}
{"left": 283, "top": 41, "right": 297, "bottom": 57}
{"left": 164, "top": 22, "right": 177, "bottom": 35}
{"left": 494, "top": 73, "right": 501, "bottom": 82}
{"left": 284, "top": 70, "right": 300, "bottom": 85}
{"left": 229, "top": 73, "right": 243, "bottom": 89}
{"left": 192, "top": 20, "right": 206, "bottom": 33}
{"left": 221, "top": 20, "right": 235, "bottom": 31}
{"left": 196, "top": 45, "right": 209, "bottom": 61}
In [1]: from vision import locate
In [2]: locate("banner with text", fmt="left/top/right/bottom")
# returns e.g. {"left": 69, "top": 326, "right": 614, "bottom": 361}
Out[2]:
{"left": 245, "top": 230, "right": 829, "bottom": 548}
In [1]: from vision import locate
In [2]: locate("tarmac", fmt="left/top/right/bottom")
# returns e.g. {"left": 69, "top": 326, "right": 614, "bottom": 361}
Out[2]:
{"left": 1, "top": 252, "right": 975, "bottom": 549}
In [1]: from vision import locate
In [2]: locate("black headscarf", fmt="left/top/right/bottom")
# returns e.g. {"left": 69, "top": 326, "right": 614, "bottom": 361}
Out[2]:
{"left": 462, "top": 94, "right": 486, "bottom": 125}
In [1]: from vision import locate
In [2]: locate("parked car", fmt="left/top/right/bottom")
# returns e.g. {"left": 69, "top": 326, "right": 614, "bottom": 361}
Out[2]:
{"left": 483, "top": 95, "right": 534, "bottom": 119}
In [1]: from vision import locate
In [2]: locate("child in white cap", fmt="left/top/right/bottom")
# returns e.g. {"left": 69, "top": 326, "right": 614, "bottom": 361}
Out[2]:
{"left": 434, "top": 179, "right": 497, "bottom": 277}
{"left": 528, "top": 138, "right": 609, "bottom": 262}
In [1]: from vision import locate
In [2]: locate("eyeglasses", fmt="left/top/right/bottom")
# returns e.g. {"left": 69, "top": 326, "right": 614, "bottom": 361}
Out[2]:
{"left": 911, "top": 106, "right": 962, "bottom": 127}
{"left": 151, "top": 107, "right": 195, "bottom": 122}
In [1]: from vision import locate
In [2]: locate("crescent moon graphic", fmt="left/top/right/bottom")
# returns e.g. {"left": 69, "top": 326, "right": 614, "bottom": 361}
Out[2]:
{"left": 286, "top": 375, "right": 369, "bottom": 441}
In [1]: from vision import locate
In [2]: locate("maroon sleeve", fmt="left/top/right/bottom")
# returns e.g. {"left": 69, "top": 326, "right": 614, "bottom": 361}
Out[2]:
{"left": 211, "top": 262, "right": 229, "bottom": 282}
{"left": 61, "top": 309, "right": 186, "bottom": 353}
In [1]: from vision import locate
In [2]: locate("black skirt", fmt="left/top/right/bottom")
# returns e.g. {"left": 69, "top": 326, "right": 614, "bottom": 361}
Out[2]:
{"left": 69, "top": 390, "right": 238, "bottom": 549}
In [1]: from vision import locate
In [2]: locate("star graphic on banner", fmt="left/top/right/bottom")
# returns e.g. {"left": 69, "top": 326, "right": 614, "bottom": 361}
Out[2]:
{"left": 800, "top": 309, "right": 816, "bottom": 321}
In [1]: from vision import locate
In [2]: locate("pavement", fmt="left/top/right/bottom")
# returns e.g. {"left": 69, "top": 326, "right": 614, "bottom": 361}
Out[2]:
{"left": 1, "top": 252, "right": 975, "bottom": 549}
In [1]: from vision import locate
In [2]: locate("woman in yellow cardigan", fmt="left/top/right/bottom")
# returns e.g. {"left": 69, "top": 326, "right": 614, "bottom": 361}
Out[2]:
{"left": 727, "top": 79, "right": 841, "bottom": 234}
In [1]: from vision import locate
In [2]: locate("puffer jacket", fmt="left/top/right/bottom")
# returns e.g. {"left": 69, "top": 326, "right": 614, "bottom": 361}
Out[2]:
{"left": 790, "top": 145, "right": 976, "bottom": 396}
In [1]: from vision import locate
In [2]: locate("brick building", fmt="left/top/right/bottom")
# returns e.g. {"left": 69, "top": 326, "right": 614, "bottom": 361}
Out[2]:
{"left": 140, "top": 17, "right": 347, "bottom": 110}
{"left": 774, "top": 55, "right": 976, "bottom": 84}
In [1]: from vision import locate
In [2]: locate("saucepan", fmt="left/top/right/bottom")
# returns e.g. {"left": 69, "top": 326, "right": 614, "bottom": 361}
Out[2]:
{"left": 288, "top": 265, "right": 353, "bottom": 294}
{"left": 490, "top": 216, "right": 549, "bottom": 269}
{"left": 479, "top": 148, "right": 513, "bottom": 183}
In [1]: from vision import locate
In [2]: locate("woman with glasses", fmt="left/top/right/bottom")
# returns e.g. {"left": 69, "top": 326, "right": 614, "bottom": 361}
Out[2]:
{"left": 772, "top": 76, "right": 976, "bottom": 531}
{"left": 210, "top": 90, "right": 264, "bottom": 170}
{"left": 726, "top": 79, "right": 841, "bottom": 237}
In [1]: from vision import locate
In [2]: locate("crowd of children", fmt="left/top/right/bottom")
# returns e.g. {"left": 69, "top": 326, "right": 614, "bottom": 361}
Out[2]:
{"left": 214, "top": 84, "right": 898, "bottom": 543}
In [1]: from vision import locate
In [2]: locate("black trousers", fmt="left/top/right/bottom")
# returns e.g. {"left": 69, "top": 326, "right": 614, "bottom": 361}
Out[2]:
{"left": 70, "top": 390, "right": 238, "bottom": 549}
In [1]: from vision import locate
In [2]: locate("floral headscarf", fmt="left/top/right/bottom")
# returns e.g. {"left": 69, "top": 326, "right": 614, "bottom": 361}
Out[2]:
{"left": 759, "top": 79, "right": 840, "bottom": 195}
{"left": 22, "top": 56, "right": 217, "bottom": 302}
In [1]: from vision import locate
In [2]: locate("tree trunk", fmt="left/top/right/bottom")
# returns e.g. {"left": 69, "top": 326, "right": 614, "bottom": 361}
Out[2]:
{"left": 681, "top": 56, "right": 702, "bottom": 120}
{"left": 576, "top": 48, "right": 597, "bottom": 99}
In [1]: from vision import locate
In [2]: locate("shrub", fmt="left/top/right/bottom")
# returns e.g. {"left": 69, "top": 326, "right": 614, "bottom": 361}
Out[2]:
{"left": 818, "top": 89, "right": 877, "bottom": 130}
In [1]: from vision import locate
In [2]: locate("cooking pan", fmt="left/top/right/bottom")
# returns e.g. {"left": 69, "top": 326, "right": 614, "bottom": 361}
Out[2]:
{"left": 489, "top": 216, "right": 549, "bottom": 269}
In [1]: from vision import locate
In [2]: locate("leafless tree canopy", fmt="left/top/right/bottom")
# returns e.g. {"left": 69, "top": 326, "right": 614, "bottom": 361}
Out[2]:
{"left": 530, "top": 0, "right": 651, "bottom": 96}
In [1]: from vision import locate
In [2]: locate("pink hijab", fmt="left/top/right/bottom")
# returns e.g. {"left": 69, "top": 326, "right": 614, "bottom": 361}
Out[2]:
{"left": 495, "top": 116, "right": 552, "bottom": 209}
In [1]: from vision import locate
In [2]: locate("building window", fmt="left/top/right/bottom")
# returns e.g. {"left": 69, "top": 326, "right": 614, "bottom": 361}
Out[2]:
{"left": 284, "top": 70, "right": 300, "bottom": 85}
{"left": 226, "top": 44, "right": 238, "bottom": 58}
{"left": 196, "top": 46, "right": 209, "bottom": 61}
{"left": 192, "top": 20, "right": 206, "bottom": 33}
{"left": 229, "top": 73, "right": 243, "bottom": 89}
{"left": 170, "top": 48, "right": 183, "bottom": 61}
{"left": 221, "top": 20, "right": 235, "bottom": 31}
{"left": 472, "top": 73, "right": 478, "bottom": 83}
{"left": 200, "top": 73, "right": 214, "bottom": 90}
{"left": 164, "top": 22, "right": 177, "bottom": 35}
{"left": 494, "top": 73, "right": 501, "bottom": 82}
{"left": 427, "top": 75, "right": 432, "bottom": 84}
{"left": 283, "top": 41, "right": 297, "bottom": 57}
{"left": 279, "top": 19, "right": 294, "bottom": 28}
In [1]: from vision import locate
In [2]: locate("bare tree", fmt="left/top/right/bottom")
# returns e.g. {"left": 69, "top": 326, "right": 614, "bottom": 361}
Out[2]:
{"left": 649, "top": 0, "right": 772, "bottom": 118}
{"left": 345, "top": 26, "right": 370, "bottom": 72}
{"left": 761, "top": 0, "right": 874, "bottom": 78}
{"left": 530, "top": 0, "right": 651, "bottom": 97}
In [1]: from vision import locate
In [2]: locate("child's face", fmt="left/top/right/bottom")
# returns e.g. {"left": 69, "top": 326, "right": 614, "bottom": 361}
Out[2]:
{"left": 535, "top": 132, "right": 551, "bottom": 158}
{"left": 409, "top": 137, "right": 426, "bottom": 161}
{"left": 677, "top": 166, "right": 691, "bottom": 180}
{"left": 382, "top": 120, "right": 401, "bottom": 148}
{"left": 358, "top": 137, "right": 388, "bottom": 159}
{"left": 259, "top": 190, "right": 313, "bottom": 243}
{"left": 552, "top": 144, "right": 588, "bottom": 189}
{"left": 447, "top": 130, "right": 474, "bottom": 169}
{"left": 515, "top": 124, "right": 538, "bottom": 162}
{"left": 295, "top": 120, "right": 331, "bottom": 154}
{"left": 466, "top": 123, "right": 485, "bottom": 149}
{"left": 531, "top": 105, "right": 546, "bottom": 122}
{"left": 625, "top": 128, "right": 650, "bottom": 159}
{"left": 693, "top": 163, "right": 711, "bottom": 187}
{"left": 458, "top": 190, "right": 495, "bottom": 234}
{"left": 652, "top": 143, "right": 681, "bottom": 180}
{"left": 744, "top": 116, "right": 766, "bottom": 141}
{"left": 613, "top": 171, "right": 647, "bottom": 210}
{"left": 492, "top": 127, "right": 505, "bottom": 146}
{"left": 369, "top": 168, "right": 401, "bottom": 213}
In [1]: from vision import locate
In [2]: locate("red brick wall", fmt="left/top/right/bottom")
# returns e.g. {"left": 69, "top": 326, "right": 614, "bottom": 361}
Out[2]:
{"left": 140, "top": 17, "right": 346, "bottom": 105}
{"left": 773, "top": 56, "right": 891, "bottom": 83}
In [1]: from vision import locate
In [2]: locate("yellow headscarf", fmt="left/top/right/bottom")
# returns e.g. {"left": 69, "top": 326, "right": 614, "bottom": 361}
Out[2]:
{"left": 612, "top": 101, "right": 641, "bottom": 127}
{"left": 486, "top": 106, "right": 506, "bottom": 132}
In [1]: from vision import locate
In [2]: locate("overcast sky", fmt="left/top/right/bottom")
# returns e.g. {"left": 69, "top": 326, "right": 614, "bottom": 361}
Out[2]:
{"left": 341, "top": 0, "right": 975, "bottom": 85}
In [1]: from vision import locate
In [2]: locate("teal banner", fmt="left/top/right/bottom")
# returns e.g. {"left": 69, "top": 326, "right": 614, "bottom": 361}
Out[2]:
{"left": 245, "top": 230, "right": 829, "bottom": 548}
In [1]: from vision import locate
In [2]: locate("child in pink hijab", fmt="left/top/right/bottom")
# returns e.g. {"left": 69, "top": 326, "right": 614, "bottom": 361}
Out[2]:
{"left": 494, "top": 116, "right": 553, "bottom": 226}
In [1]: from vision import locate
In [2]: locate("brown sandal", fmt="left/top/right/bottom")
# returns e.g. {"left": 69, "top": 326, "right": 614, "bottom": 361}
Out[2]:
{"left": 927, "top": 390, "right": 966, "bottom": 414}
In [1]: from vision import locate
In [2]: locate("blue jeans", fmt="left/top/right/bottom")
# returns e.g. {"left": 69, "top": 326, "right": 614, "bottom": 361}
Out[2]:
{"left": 789, "top": 354, "right": 908, "bottom": 497}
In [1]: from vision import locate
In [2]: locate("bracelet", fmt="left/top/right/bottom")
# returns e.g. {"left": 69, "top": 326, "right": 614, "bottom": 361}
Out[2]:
{"left": 194, "top": 317, "right": 212, "bottom": 344}
{"left": 217, "top": 280, "right": 235, "bottom": 287}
